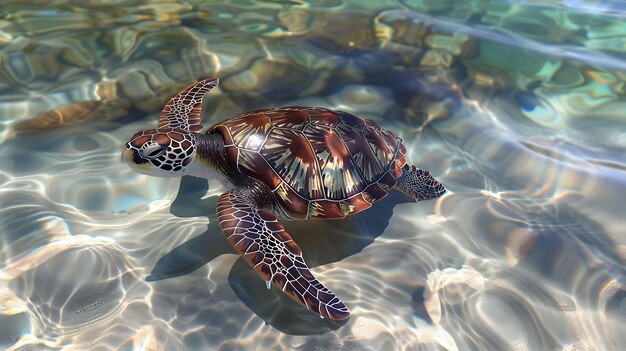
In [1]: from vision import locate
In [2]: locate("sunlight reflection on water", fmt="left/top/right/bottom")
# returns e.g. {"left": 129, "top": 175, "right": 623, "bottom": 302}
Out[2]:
{"left": 1, "top": 0, "right": 626, "bottom": 350}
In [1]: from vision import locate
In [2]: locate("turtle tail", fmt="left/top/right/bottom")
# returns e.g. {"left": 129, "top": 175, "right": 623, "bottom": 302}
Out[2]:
{"left": 394, "top": 164, "right": 446, "bottom": 201}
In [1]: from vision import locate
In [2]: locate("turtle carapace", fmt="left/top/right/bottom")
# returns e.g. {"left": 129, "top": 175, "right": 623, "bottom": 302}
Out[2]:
{"left": 122, "top": 78, "right": 446, "bottom": 320}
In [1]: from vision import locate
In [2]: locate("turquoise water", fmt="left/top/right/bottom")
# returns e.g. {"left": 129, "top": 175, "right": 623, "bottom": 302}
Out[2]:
{"left": 1, "top": 1, "right": 626, "bottom": 350}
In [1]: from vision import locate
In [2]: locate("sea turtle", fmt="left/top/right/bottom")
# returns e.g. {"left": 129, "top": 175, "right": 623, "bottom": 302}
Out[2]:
{"left": 121, "top": 78, "right": 445, "bottom": 320}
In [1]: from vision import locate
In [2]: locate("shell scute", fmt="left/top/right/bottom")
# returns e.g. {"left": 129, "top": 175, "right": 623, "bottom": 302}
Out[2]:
{"left": 363, "top": 118, "right": 382, "bottom": 131}
{"left": 261, "top": 128, "right": 324, "bottom": 199}
{"left": 380, "top": 129, "right": 399, "bottom": 153}
{"left": 399, "top": 143, "right": 407, "bottom": 156}
{"left": 377, "top": 171, "right": 397, "bottom": 191}
{"left": 361, "top": 126, "right": 394, "bottom": 167}
{"left": 210, "top": 107, "right": 406, "bottom": 219}
{"left": 283, "top": 105, "right": 310, "bottom": 110}
{"left": 307, "top": 108, "right": 342, "bottom": 127}
{"left": 267, "top": 109, "right": 309, "bottom": 129}
{"left": 336, "top": 125, "right": 385, "bottom": 183}
{"left": 336, "top": 110, "right": 366, "bottom": 130}
{"left": 237, "top": 150, "right": 281, "bottom": 189}
{"left": 229, "top": 115, "right": 272, "bottom": 150}
{"left": 344, "top": 193, "right": 372, "bottom": 214}
{"left": 240, "top": 108, "right": 271, "bottom": 116}
{"left": 303, "top": 124, "right": 366, "bottom": 199}
{"left": 212, "top": 125, "right": 234, "bottom": 146}
{"left": 274, "top": 182, "right": 309, "bottom": 219}
{"left": 308, "top": 200, "right": 346, "bottom": 219}
{"left": 362, "top": 182, "right": 387, "bottom": 203}
{"left": 391, "top": 159, "right": 404, "bottom": 178}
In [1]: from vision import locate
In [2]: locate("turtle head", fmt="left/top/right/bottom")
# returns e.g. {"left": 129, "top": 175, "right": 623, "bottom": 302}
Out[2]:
{"left": 122, "top": 128, "right": 196, "bottom": 177}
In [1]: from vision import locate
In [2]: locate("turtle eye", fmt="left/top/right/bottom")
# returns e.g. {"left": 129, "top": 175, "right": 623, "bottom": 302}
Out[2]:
{"left": 139, "top": 141, "right": 166, "bottom": 159}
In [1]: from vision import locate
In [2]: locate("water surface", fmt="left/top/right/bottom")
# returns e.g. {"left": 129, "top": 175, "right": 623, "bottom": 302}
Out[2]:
{"left": 1, "top": 1, "right": 626, "bottom": 350}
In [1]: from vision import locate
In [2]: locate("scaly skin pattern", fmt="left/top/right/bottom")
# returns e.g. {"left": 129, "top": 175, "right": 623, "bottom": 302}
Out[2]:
{"left": 122, "top": 78, "right": 446, "bottom": 321}
{"left": 217, "top": 188, "right": 350, "bottom": 320}
{"left": 158, "top": 78, "right": 218, "bottom": 132}
{"left": 209, "top": 107, "right": 408, "bottom": 220}
{"left": 125, "top": 128, "right": 195, "bottom": 172}
{"left": 123, "top": 78, "right": 219, "bottom": 175}
{"left": 395, "top": 164, "right": 446, "bottom": 201}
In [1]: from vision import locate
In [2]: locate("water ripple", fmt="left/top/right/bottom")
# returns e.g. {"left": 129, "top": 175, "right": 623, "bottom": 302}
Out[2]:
{"left": 1, "top": 1, "right": 626, "bottom": 350}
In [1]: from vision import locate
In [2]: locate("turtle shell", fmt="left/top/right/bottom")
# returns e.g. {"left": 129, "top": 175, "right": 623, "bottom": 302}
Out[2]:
{"left": 209, "top": 107, "right": 407, "bottom": 219}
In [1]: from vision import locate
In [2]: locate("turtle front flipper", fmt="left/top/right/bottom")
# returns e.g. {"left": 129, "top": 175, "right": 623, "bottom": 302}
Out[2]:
{"left": 158, "top": 78, "right": 219, "bottom": 132}
{"left": 394, "top": 164, "right": 446, "bottom": 201}
{"left": 216, "top": 188, "right": 350, "bottom": 320}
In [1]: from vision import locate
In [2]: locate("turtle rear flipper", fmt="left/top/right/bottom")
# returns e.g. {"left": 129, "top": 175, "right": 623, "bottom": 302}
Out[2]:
{"left": 216, "top": 188, "right": 350, "bottom": 320}
{"left": 394, "top": 164, "right": 446, "bottom": 201}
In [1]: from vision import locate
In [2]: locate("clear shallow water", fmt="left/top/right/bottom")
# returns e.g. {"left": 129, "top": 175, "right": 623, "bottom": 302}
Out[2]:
{"left": 1, "top": 1, "right": 626, "bottom": 350}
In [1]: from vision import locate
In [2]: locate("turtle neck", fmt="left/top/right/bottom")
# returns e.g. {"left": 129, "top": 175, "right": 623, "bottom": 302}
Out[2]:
{"left": 187, "top": 132, "right": 236, "bottom": 184}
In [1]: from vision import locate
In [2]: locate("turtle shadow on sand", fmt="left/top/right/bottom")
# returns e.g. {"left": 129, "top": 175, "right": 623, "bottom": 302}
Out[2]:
{"left": 148, "top": 175, "right": 412, "bottom": 335}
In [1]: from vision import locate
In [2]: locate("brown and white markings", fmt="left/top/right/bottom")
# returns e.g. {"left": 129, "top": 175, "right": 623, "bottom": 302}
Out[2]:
{"left": 210, "top": 107, "right": 409, "bottom": 220}
{"left": 216, "top": 188, "right": 350, "bottom": 320}
{"left": 158, "top": 78, "right": 218, "bottom": 132}
{"left": 125, "top": 129, "right": 195, "bottom": 173}
{"left": 122, "top": 78, "right": 446, "bottom": 320}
